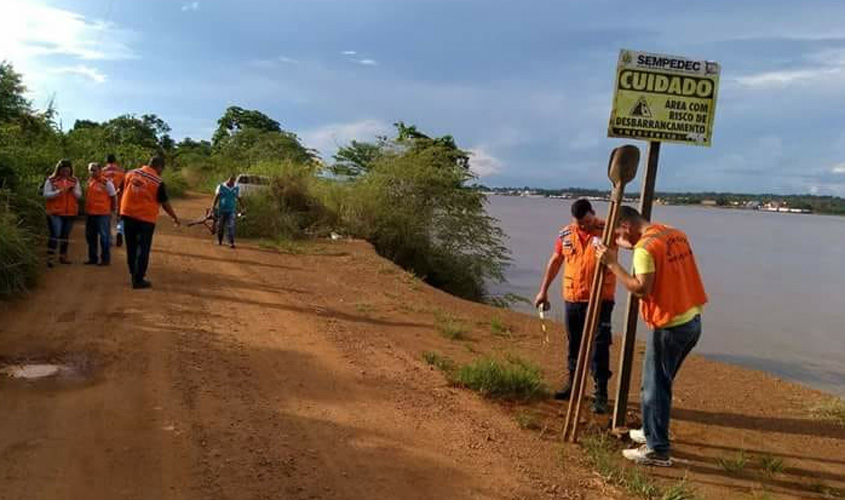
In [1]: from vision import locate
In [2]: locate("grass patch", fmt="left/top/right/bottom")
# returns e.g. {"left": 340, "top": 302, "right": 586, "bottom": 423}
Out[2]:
{"left": 514, "top": 409, "right": 542, "bottom": 430}
{"left": 661, "top": 480, "right": 699, "bottom": 500}
{"left": 717, "top": 450, "right": 748, "bottom": 474}
{"left": 0, "top": 208, "right": 40, "bottom": 297}
{"left": 436, "top": 315, "right": 469, "bottom": 341}
{"left": 452, "top": 355, "right": 548, "bottom": 401}
{"left": 422, "top": 351, "right": 456, "bottom": 374}
{"left": 258, "top": 238, "right": 305, "bottom": 254}
{"left": 581, "top": 433, "right": 699, "bottom": 500}
{"left": 758, "top": 454, "right": 784, "bottom": 477}
{"left": 810, "top": 398, "right": 845, "bottom": 426}
{"left": 355, "top": 303, "right": 374, "bottom": 315}
{"left": 489, "top": 317, "right": 512, "bottom": 337}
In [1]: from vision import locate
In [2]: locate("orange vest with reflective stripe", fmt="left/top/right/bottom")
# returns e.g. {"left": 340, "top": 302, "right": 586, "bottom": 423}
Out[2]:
{"left": 637, "top": 224, "right": 708, "bottom": 329}
{"left": 560, "top": 223, "right": 616, "bottom": 302}
{"left": 45, "top": 177, "right": 79, "bottom": 216}
{"left": 120, "top": 166, "right": 161, "bottom": 223}
{"left": 86, "top": 178, "right": 113, "bottom": 215}
{"left": 102, "top": 163, "right": 125, "bottom": 199}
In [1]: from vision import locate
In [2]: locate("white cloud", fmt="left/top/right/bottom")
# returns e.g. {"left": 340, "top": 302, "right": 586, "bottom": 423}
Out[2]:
{"left": 50, "top": 65, "right": 107, "bottom": 84}
{"left": 468, "top": 147, "right": 503, "bottom": 178}
{"left": 357, "top": 59, "right": 378, "bottom": 66}
{"left": 831, "top": 163, "right": 845, "bottom": 175}
{"left": 181, "top": 2, "right": 200, "bottom": 12}
{"left": 279, "top": 56, "right": 299, "bottom": 64}
{"left": 301, "top": 119, "right": 391, "bottom": 158}
{"left": 0, "top": 0, "right": 135, "bottom": 62}
{"left": 341, "top": 51, "right": 357, "bottom": 56}
{"left": 736, "top": 48, "right": 845, "bottom": 88}
{"left": 736, "top": 68, "right": 842, "bottom": 88}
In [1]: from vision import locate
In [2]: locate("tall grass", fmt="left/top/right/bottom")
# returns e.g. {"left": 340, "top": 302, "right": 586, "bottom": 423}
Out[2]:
{"left": 452, "top": 355, "right": 548, "bottom": 401}
{"left": 0, "top": 195, "right": 40, "bottom": 297}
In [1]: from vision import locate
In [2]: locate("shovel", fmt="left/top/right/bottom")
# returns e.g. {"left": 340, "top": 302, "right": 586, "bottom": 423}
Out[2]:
{"left": 562, "top": 144, "right": 639, "bottom": 443}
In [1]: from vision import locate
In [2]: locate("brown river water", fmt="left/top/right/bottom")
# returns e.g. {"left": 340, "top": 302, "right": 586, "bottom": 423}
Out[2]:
{"left": 486, "top": 195, "right": 845, "bottom": 396}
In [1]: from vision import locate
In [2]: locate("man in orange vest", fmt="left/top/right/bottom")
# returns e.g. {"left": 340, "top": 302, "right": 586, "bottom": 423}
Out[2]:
{"left": 102, "top": 154, "right": 126, "bottom": 247}
{"left": 534, "top": 199, "right": 616, "bottom": 414}
{"left": 84, "top": 162, "right": 117, "bottom": 266}
{"left": 119, "top": 155, "right": 180, "bottom": 289}
{"left": 43, "top": 159, "right": 82, "bottom": 266}
{"left": 598, "top": 206, "right": 708, "bottom": 467}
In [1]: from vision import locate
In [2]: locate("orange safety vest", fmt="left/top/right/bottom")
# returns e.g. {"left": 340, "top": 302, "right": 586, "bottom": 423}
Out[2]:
{"left": 120, "top": 166, "right": 162, "bottom": 224}
{"left": 102, "top": 163, "right": 125, "bottom": 197}
{"left": 45, "top": 177, "right": 79, "bottom": 216}
{"left": 559, "top": 223, "right": 616, "bottom": 302}
{"left": 86, "top": 177, "right": 113, "bottom": 216}
{"left": 636, "top": 224, "right": 708, "bottom": 329}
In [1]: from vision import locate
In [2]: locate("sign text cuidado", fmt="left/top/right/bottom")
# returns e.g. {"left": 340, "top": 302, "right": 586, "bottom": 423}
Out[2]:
{"left": 608, "top": 50, "right": 721, "bottom": 146}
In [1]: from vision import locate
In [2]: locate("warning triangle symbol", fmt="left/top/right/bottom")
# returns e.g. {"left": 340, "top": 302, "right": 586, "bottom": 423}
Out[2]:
{"left": 631, "top": 97, "right": 652, "bottom": 118}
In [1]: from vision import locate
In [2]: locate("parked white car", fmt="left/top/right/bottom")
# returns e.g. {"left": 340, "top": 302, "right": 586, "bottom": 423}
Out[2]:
{"left": 235, "top": 174, "right": 270, "bottom": 197}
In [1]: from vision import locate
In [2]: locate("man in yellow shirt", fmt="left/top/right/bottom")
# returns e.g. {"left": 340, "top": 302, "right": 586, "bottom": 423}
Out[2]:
{"left": 598, "top": 206, "right": 707, "bottom": 467}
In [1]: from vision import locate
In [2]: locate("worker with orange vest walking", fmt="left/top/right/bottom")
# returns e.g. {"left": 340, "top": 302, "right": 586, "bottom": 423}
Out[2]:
{"left": 534, "top": 199, "right": 616, "bottom": 414}
{"left": 42, "top": 159, "right": 82, "bottom": 267}
{"left": 119, "top": 155, "right": 180, "bottom": 289}
{"left": 102, "top": 154, "right": 126, "bottom": 247}
{"left": 598, "top": 206, "right": 708, "bottom": 467}
{"left": 84, "top": 162, "right": 117, "bottom": 266}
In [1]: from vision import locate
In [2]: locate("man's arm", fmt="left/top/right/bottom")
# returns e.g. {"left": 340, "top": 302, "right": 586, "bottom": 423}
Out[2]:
{"left": 596, "top": 245, "right": 655, "bottom": 297}
{"left": 162, "top": 202, "right": 180, "bottom": 225}
{"left": 534, "top": 252, "right": 564, "bottom": 308}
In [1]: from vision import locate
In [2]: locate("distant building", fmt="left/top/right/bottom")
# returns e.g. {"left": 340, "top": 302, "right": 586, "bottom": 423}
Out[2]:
{"left": 701, "top": 200, "right": 718, "bottom": 207}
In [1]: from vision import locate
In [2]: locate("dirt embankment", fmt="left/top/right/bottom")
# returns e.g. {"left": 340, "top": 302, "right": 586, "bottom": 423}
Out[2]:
{"left": 0, "top": 194, "right": 842, "bottom": 500}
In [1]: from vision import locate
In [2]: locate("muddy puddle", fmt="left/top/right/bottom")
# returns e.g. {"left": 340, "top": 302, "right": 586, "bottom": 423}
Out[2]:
{"left": 0, "top": 353, "right": 100, "bottom": 387}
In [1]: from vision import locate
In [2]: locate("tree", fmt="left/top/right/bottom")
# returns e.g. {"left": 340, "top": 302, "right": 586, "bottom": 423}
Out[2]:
{"left": 0, "top": 61, "right": 31, "bottom": 123}
{"left": 332, "top": 140, "right": 383, "bottom": 177}
{"left": 212, "top": 106, "right": 281, "bottom": 147}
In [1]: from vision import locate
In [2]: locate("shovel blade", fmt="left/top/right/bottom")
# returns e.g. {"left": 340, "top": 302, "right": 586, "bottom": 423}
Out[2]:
{"left": 607, "top": 145, "right": 640, "bottom": 186}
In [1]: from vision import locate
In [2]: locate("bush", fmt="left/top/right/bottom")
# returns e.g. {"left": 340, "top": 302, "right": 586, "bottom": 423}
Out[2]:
{"left": 162, "top": 167, "right": 188, "bottom": 198}
{"left": 0, "top": 196, "right": 40, "bottom": 297}
{"left": 453, "top": 355, "right": 548, "bottom": 401}
{"left": 341, "top": 147, "right": 509, "bottom": 301}
{"left": 237, "top": 161, "right": 337, "bottom": 239}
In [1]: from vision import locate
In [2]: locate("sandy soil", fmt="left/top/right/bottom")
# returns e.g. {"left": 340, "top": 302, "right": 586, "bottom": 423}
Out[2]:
{"left": 0, "top": 194, "right": 841, "bottom": 500}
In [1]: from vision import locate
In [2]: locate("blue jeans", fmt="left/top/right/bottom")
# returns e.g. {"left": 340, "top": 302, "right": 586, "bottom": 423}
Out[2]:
{"left": 47, "top": 215, "right": 75, "bottom": 257}
{"left": 642, "top": 315, "right": 702, "bottom": 454}
{"left": 85, "top": 214, "right": 111, "bottom": 263}
{"left": 565, "top": 300, "right": 614, "bottom": 387}
{"left": 217, "top": 210, "right": 236, "bottom": 244}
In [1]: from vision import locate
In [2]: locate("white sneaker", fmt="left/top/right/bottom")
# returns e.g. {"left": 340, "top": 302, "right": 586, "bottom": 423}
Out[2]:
{"left": 629, "top": 428, "right": 647, "bottom": 444}
{"left": 622, "top": 445, "right": 673, "bottom": 467}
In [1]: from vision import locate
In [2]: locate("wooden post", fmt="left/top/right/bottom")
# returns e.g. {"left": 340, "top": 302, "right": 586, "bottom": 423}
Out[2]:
{"left": 611, "top": 140, "right": 660, "bottom": 430}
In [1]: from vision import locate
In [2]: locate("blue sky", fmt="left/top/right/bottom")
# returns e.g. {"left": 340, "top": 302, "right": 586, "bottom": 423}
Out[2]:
{"left": 3, "top": 0, "right": 845, "bottom": 194}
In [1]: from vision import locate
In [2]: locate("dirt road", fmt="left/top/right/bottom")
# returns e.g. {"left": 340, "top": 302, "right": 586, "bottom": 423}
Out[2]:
{"left": 0, "top": 195, "right": 842, "bottom": 500}
{"left": 0, "top": 195, "right": 617, "bottom": 500}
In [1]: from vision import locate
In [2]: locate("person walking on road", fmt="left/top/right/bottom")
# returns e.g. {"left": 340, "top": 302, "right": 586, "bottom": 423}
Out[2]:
{"left": 597, "top": 206, "right": 708, "bottom": 467}
{"left": 102, "top": 154, "right": 126, "bottom": 247}
{"left": 212, "top": 175, "right": 241, "bottom": 249}
{"left": 534, "top": 199, "right": 616, "bottom": 414}
{"left": 119, "top": 155, "right": 180, "bottom": 289}
{"left": 84, "top": 162, "right": 117, "bottom": 266}
{"left": 43, "top": 159, "right": 82, "bottom": 267}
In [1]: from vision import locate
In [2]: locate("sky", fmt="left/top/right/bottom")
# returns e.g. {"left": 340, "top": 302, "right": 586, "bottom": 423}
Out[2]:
{"left": 2, "top": 0, "right": 845, "bottom": 195}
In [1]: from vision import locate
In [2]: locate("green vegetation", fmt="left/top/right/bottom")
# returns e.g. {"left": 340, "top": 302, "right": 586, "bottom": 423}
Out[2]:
{"left": 489, "top": 317, "right": 512, "bottom": 337}
{"left": 717, "top": 450, "right": 748, "bottom": 474}
{"left": 581, "top": 433, "right": 699, "bottom": 500}
{"left": 758, "top": 454, "right": 785, "bottom": 477}
{"left": 514, "top": 409, "right": 542, "bottom": 430}
{"left": 435, "top": 314, "right": 470, "bottom": 340}
{"left": 421, "top": 351, "right": 456, "bottom": 374}
{"left": 809, "top": 482, "right": 844, "bottom": 498}
{"left": 452, "top": 355, "right": 548, "bottom": 401}
{"left": 810, "top": 397, "right": 845, "bottom": 426}
{"left": 1, "top": 61, "right": 509, "bottom": 304}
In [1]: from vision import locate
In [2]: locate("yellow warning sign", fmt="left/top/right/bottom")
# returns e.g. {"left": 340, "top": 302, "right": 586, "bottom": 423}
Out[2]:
{"left": 608, "top": 49, "right": 720, "bottom": 147}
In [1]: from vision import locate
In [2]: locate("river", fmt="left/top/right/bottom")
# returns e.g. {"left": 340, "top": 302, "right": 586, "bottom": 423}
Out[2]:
{"left": 486, "top": 195, "right": 845, "bottom": 397}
